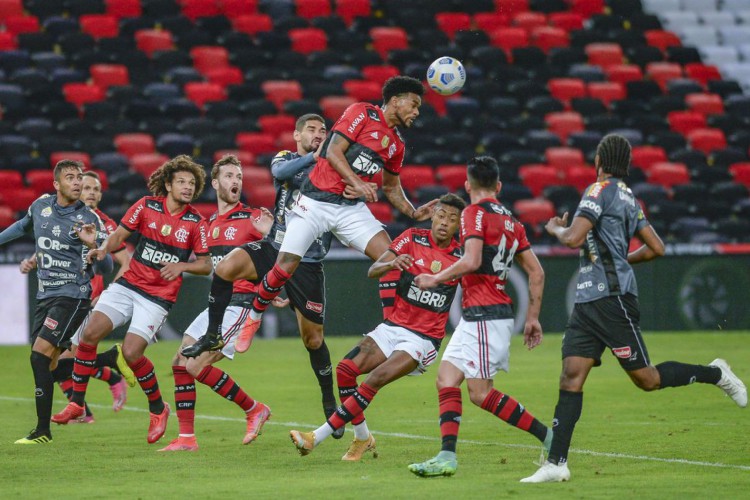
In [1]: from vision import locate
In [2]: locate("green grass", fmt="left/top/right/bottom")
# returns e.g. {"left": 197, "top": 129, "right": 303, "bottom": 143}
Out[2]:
{"left": 1, "top": 332, "right": 748, "bottom": 499}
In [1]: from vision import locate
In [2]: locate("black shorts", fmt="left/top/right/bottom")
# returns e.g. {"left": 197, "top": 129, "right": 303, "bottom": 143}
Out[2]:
{"left": 31, "top": 296, "right": 91, "bottom": 349}
{"left": 562, "top": 293, "right": 650, "bottom": 371}
{"left": 242, "top": 241, "right": 326, "bottom": 325}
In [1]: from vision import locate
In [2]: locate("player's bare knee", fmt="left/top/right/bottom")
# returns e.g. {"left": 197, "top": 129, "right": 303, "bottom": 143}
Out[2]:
{"left": 301, "top": 324, "right": 324, "bottom": 350}
{"left": 467, "top": 385, "right": 490, "bottom": 407}
{"left": 630, "top": 370, "right": 660, "bottom": 392}
{"left": 185, "top": 358, "right": 204, "bottom": 378}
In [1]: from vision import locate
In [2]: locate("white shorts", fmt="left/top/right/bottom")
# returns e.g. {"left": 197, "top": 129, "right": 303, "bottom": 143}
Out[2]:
{"left": 366, "top": 323, "right": 439, "bottom": 376}
{"left": 280, "top": 194, "right": 384, "bottom": 256}
{"left": 184, "top": 306, "right": 251, "bottom": 360}
{"left": 70, "top": 311, "right": 90, "bottom": 346}
{"left": 93, "top": 283, "right": 169, "bottom": 343}
{"left": 442, "top": 318, "right": 514, "bottom": 379}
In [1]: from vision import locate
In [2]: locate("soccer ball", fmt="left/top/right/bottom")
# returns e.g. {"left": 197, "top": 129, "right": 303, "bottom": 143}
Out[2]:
{"left": 426, "top": 56, "right": 466, "bottom": 96}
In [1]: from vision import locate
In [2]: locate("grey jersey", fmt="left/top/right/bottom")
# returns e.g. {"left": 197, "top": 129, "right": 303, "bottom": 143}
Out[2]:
{"left": 573, "top": 179, "right": 650, "bottom": 303}
{"left": 268, "top": 150, "right": 332, "bottom": 262}
{"left": 28, "top": 195, "right": 106, "bottom": 300}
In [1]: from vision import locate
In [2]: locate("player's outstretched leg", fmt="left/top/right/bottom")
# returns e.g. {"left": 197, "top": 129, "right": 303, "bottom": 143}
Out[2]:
{"left": 408, "top": 387, "right": 461, "bottom": 477}
{"left": 182, "top": 276, "right": 233, "bottom": 358}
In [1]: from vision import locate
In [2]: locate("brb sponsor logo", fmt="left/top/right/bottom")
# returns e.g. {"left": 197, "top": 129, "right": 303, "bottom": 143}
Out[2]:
{"left": 351, "top": 152, "right": 380, "bottom": 175}
{"left": 407, "top": 284, "right": 447, "bottom": 308}
{"left": 141, "top": 245, "right": 180, "bottom": 265}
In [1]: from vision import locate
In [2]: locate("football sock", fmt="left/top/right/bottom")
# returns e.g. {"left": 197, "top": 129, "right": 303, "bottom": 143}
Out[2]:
{"left": 30, "top": 351, "right": 54, "bottom": 432}
{"left": 71, "top": 342, "right": 98, "bottom": 406}
{"left": 326, "top": 383, "right": 378, "bottom": 431}
{"left": 548, "top": 390, "right": 583, "bottom": 465}
{"left": 129, "top": 356, "right": 164, "bottom": 414}
{"left": 336, "top": 359, "right": 365, "bottom": 425}
{"left": 51, "top": 358, "right": 74, "bottom": 381}
{"left": 307, "top": 340, "right": 335, "bottom": 406}
{"left": 59, "top": 379, "right": 73, "bottom": 399}
{"left": 207, "top": 275, "right": 233, "bottom": 337}
{"left": 173, "top": 366, "right": 196, "bottom": 436}
{"left": 481, "top": 389, "right": 548, "bottom": 443}
{"left": 251, "top": 264, "right": 291, "bottom": 315}
{"left": 93, "top": 366, "right": 122, "bottom": 386}
{"left": 196, "top": 366, "right": 255, "bottom": 412}
{"left": 353, "top": 421, "right": 370, "bottom": 440}
{"left": 378, "top": 269, "right": 400, "bottom": 320}
{"left": 438, "top": 387, "right": 462, "bottom": 453}
{"left": 96, "top": 345, "right": 119, "bottom": 368}
{"left": 655, "top": 361, "right": 721, "bottom": 388}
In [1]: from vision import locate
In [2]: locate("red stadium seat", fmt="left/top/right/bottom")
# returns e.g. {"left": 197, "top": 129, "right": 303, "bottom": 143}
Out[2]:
{"left": 241, "top": 166, "right": 273, "bottom": 188}
{"left": 236, "top": 133, "right": 277, "bottom": 155}
{"left": 489, "top": 27, "right": 528, "bottom": 55}
{"left": 435, "top": 12, "right": 471, "bottom": 40}
{"left": 296, "top": 0, "right": 332, "bottom": 19}
{"left": 0, "top": 0, "right": 23, "bottom": 20}
{"left": 319, "top": 96, "right": 357, "bottom": 120}
{"left": 50, "top": 151, "right": 91, "bottom": 169}
{"left": 548, "top": 78, "right": 586, "bottom": 105}
{"left": 729, "top": 163, "right": 750, "bottom": 188}
{"left": 0, "top": 170, "right": 23, "bottom": 189}
{"left": 684, "top": 63, "right": 722, "bottom": 87}
{"left": 80, "top": 14, "right": 119, "bottom": 38}
{"left": 361, "top": 65, "right": 399, "bottom": 86}
{"left": 687, "top": 128, "right": 727, "bottom": 154}
{"left": 26, "top": 169, "right": 55, "bottom": 195}
{"left": 0, "top": 188, "right": 39, "bottom": 212}
{"left": 91, "top": 170, "right": 109, "bottom": 190}
{"left": 587, "top": 81, "right": 625, "bottom": 107}
{"left": 276, "top": 131, "right": 296, "bottom": 151}
{"left": 631, "top": 146, "right": 667, "bottom": 171}
{"left": 570, "top": 0, "right": 605, "bottom": 17}
{"left": 221, "top": 0, "right": 259, "bottom": 18}
{"left": 370, "top": 27, "right": 409, "bottom": 60}
{"left": 399, "top": 166, "right": 436, "bottom": 193}
{"left": 62, "top": 83, "right": 105, "bottom": 108}
{"left": 131, "top": 153, "right": 169, "bottom": 178}
{"left": 343, "top": 80, "right": 382, "bottom": 102}
{"left": 585, "top": 43, "right": 624, "bottom": 68}
{"left": 258, "top": 114, "right": 296, "bottom": 137}
{"left": 494, "top": 0, "right": 530, "bottom": 15}
{"left": 184, "top": 82, "right": 227, "bottom": 108}
{"left": 531, "top": 26, "right": 570, "bottom": 53}
{"left": 90, "top": 64, "right": 129, "bottom": 89}
{"left": 232, "top": 14, "right": 273, "bottom": 36}
{"left": 191, "top": 202, "right": 216, "bottom": 219}
{"left": 685, "top": 93, "right": 724, "bottom": 115}
{"left": 519, "top": 165, "right": 560, "bottom": 197}
{"left": 213, "top": 150, "right": 255, "bottom": 166}
{"left": 261, "top": 80, "right": 303, "bottom": 111}
{"left": 644, "top": 30, "right": 681, "bottom": 52}
{"left": 647, "top": 162, "right": 690, "bottom": 189}
{"left": 205, "top": 66, "right": 244, "bottom": 86}
{"left": 562, "top": 165, "right": 596, "bottom": 192}
{"left": 0, "top": 205, "right": 16, "bottom": 228}
{"left": 545, "top": 111, "right": 585, "bottom": 142}
{"left": 245, "top": 184, "right": 276, "bottom": 209}
{"left": 105, "top": 0, "right": 142, "bottom": 18}
{"left": 289, "top": 28, "right": 328, "bottom": 55}
{"left": 335, "top": 0, "right": 371, "bottom": 26}
{"left": 667, "top": 110, "right": 706, "bottom": 136}
{"left": 514, "top": 199, "right": 556, "bottom": 229}
{"left": 474, "top": 13, "right": 511, "bottom": 33}
{"left": 114, "top": 133, "right": 156, "bottom": 159}
{"left": 181, "top": 0, "right": 221, "bottom": 20}
{"left": 190, "top": 46, "right": 229, "bottom": 74}
{"left": 4, "top": 15, "right": 40, "bottom": 35}
{"left": 546, "top": 147, "right": 585, "bottom": 168}
{"left": 513, "top": 12, "right": 546, "bottom": 32}
{"left": 367, "top": 202, "right": 394, "bottom": 223}
{"left": 604, "top": 64, "right": 643, "bottom": 85}
{"left": 646, "top": 62, "right": 683, "bottom": 91}
{"left": 548, "top": 12, "right": 584, "bottom": 30}
{"left": 0, "top": 32, "right": 17, "bottom": 50}
{"left": 436, "top": 164, "right": 466, "bottom": 191}
{"left": 135, "top": 29, "right": 174, "bottom": 57}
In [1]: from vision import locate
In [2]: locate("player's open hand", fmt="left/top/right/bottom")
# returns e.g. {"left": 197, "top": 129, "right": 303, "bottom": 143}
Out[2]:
{"left": 345, "top": 178, "right": 378, "bottom": 202}
{"left": 412, "top": 199, "right": 439, "bottom": 221}
{"left": 344, "top": 182, "right": 378, "bottom": 200}
{"left": 522, "top": 319, "right": 543, "bottom": 350}
{"left": 414, "top": 273, "right": 439, "bottom": 290}
{"left": 253, "top": 207, "right": 274, "bottom": 236}
{"left": 75, "top": 222, "right": 98, "bottom": 249}
{"left": 545, "top": 212, "right": 569, "bottom": 235}
{"left": 160, "top": 261, "right": 185, "bottom": 281}
{"left": 391, "top": 254, "right": 414, "bottom": 271}
{"left": 271, "top": 296, "right": 290, "bottom": 308}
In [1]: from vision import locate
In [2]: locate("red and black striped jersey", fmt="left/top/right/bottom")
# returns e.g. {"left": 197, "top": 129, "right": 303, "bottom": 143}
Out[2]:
{"left": 305, "top": 102, "right": 405, "bottom": 205}
{"left": 387, "top": 228, "right": 461, "bottom": 341}
{"left": 118, "top": 196, "right": 209, "bottom": 307}
{"left": 460, "top": 198, "right": 530, "bottom": 321}
{"left": 207, "top": 203, "right": 264, "bottom": 296}
{"left": 90, "top": 207, "right": 127, "bottom": 300}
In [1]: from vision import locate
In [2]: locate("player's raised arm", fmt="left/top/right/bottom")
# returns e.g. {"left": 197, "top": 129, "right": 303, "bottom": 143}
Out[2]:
{"left": 88, "top": 225, "right": 131, "bottom": 262}
{"left": 368, "top": 249, "right": 413, "bottom": 278}
{"left": 545, "top": 212, "right": 593, "bottom": 248}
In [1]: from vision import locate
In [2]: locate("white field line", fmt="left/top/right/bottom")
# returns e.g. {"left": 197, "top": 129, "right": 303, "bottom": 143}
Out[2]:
{"left": 3, "top": 395, "right": 748, "bottom": 471}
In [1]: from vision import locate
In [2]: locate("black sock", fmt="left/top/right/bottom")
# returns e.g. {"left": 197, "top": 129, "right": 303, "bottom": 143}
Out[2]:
{"left": 51, "top": 358, "right": 74, "bottom": 382}
{"left": 548, "top": 390, "right": 583, "bottom": 466}
{"left": 96, "top": 346, "right": 118, "bottom": 368}
{"left": 308, "top": 340, "right": 336, "bottom": 406}
{"left": 656, "top": 361, "right": 721, "bottom": 388}
{"left": 30, "top": 351, "right": 54, "bottom": 432}
{"left": 207, "top": 275, "right": 233, "bottom": 337}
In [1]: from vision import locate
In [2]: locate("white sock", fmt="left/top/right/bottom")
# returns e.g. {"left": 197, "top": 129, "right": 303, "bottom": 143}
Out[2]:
{"left": 353, "top": 421, "right": 369, "bottom": 440}
{"left": 313, "top": 423, "right": 334, "bottom": 445}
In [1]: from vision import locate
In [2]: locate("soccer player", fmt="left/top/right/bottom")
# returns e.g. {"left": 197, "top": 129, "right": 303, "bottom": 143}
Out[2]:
{"left": 51, "top": 155, "right": 212, "bottom": 445}
{"left": 521, "top": 134, "right": 747, "bottom": 483}
{"left": 289, "top": 193, "right": 466, "bottom": 460}
{"left": 217, "top": 76, "right": 438, "bottom": 351}
{"left": 0, "top": 159, "right": 111, "bottom": 444}
{"left": 159, "top": 155, "right": 276, "bottom": 451}
{"left": 408, "top": 156, "right": 551, "bottom": 478}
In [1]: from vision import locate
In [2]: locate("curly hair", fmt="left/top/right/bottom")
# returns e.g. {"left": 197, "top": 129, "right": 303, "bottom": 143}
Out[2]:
{"left": 211, "top": 154, "right": 241, "bottom": 180}
{"left": 382, "top": 76, "right": 424, "bottom": 103}
{"left": 148, "top": 155, "right": 206, "bottom": 200}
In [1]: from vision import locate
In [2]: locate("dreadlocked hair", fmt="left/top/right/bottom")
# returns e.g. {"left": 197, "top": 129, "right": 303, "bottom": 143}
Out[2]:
{"left": 596, "top": 134, "right": 631, "bottom": 178}
{"left": 148, "top": 155, "right": 206, "bottom": 200}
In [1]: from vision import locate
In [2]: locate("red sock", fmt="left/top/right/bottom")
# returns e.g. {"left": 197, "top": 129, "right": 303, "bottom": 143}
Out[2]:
{"left": 196, "top": 366, "right": 255, "bottom": 412}
{"left": 327, "top": 383, "right": 378, "bottom": 430}
{"left": 71, "top": 342, "right": 97, "bottom": 405}
{"left": 128, "top": 356, "right": 164, "bottom": 412}
{"left": 438, "top": 387, "right": 462, "bottom": 453}
{"left": 336, "top": 358, "right": 365, "bottom": 425}
{"left": 173, "top": 366, "right": 196, "bottom": 436}
{"left": 59, "top": 378, "right": 73, "bottom": 399}
{"left": 378, "top": 269, "right": 400, "bottom": 320}
{"left": 481, "top": 389, "right": 548, "bottom": 442}
{"left": 252, "top": 264, "right": 291, "bottom": 313}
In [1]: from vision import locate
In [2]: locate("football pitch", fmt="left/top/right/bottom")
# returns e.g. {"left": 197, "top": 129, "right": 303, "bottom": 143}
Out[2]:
{"left": 1, "top": 332, "right": 748, "bottom": 499}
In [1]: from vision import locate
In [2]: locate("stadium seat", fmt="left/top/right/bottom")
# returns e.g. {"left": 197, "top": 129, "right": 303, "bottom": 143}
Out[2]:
{"left": 370, "top": 27, "right": 409, "bottom": 60}
{"left": 90, "top": 64, "right": 129, "bottom": 89}
{"left": 367, "top": 201, "right": 394, "bottom": 223}
{"left": 205, "top": 66, "right": 244, "bottom": 86}
{"left": 548, "top": 78, "right": 586, "bottom": 105}
{"left": 604, "top": 64, "right": 643, "bottom": 85}
{"left": 685, "top": 93, "right": 723, "bottom": 116}
{"left": 343, "top": 80, "right": 382, "bottom": 102}
{"left": 518, "top": 165, "right": 560, "bottom": 197}
{"left": 435, "top": 165, "right": 466, "bottom": 191}
{"left": 335, "top": 0, "right": 370, "bottom": 26}
{"left": 435, "top": 12, "right": 471, "bottom": 40}
{"left": 236, "top": 132, "right": 277, "bottom": 155}
{"left": 0, "top": 187, "right": 38, "bottom": 212}
{"left": 684, "top": 63, "right": 721, "bottom": 87}
{"left": 361, "top": 65, "right": 399, "bottom": 86}
{"left": 644, "top": 30, "right": 681, "bottom": 52}
{"left": 513, "top": 198, "right": 556, "bottom": 231}
{"left": 729, "top": 163, "right": 750, "bottom": 188}
{"left": 190, "top": 46, "right": 229, "bottom": 74}
{"left": 258, "top": 114, "right": 296, "bottom": 137}
{"left": 295, "top": 0, "right": 331, "bottom": 19}
{"left": 399, "top": 165, "right": 436, "bottom": 194}
{"left": 548, "top": 12, "right": 584, "bottom": 30}
{"left": 587, "top": 81, "right": 625, "bottom": 107}
{"left": 246, "top": 183, "right": 276, "bottom": 209}
{"left": 135, "top": 29, "right": 174, "bottom": 57}
{"left": 184, "top": 82, "right": 227, "bottom": 108}
{"left": 668, "top": 111, "right": 707, "bottom": 136}
{"left": 0, "top": 170, "right": 23, "bottom": 190}
{"left": 289, "top": 28, "right": 328, "bottom": 55}
{"left": 262, "top": 80, "right": 303, "bottom": 111}
{"left": 0, "top": 0, "right": 23, "bottom": 19}
{"left": 5, "top": 16, "right": 40, "bottom": 36}
{"left": 570, "top": 0, "right": 604, "bottom": 17}
{"left": 79, "top": 14, "right": 119, "bottom": 38}
{"left": 646, "top": 62, "right": 683, "bottom": 91}
{"left": 474, "top": 12, "right": 511, "bottom": 32}
{"left": 546, "top": 147, "right": 585, "bottom": 169}
{"left": 105, "top": 0, "right": 141, "bottom": 18}
{"left": 319, "top": 95, "right": 357, "bottom": 120}
{"left": 531, "top": 26, "right": 569, "bottom": 54}
{"left": 0, "top": 205, "right": 16, "bottom": 228}
{"left": 585, "top": 43, "right": 624, "bottom": 68}
{"left": 631, "top": 145, "right": 667, "bottom": 171}
{"left": 545, "top": 112, "right": 585, "bottom": 142}
{"left": 647, "top": 162, "right": 690, "bottom": 189}
{"left": 131, "top": 153, "right": 169, "bottom": 178}
{"left": 562, "top": 165, "right": 596, "bottom": 192}
{"left": 489, "top": 27, "right": 528, "bottom": 56}
{"left": 494, "top": 0, "right": 530, "bottom": 15}
{"left": 62, "top": 83, "right": 105, "bottom": 108}
{"left": 114, "top": 133, "right": 156, "bottom": 159}
{"left": 232, "top": 14, "right": 273, "bottom": 36}
{"left": 687, "top": 128, "right": 727, "bottom": 154}
{"left": 50, "top": 151, "right": 91, "bottom": 169}
{"left": 26, "top": 169, "right": 55, "bottom": 195}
